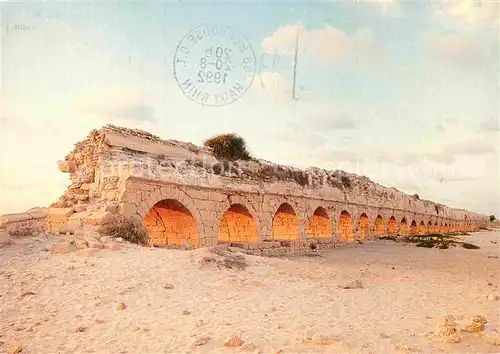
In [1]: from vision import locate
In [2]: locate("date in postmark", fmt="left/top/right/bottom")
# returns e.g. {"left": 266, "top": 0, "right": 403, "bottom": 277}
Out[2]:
{"left": 173, "top": 23, "right": 256, "bottom": 106}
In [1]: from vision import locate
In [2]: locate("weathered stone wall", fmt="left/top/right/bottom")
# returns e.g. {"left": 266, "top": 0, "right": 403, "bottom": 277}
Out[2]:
{"left": 44, "top": 124, "right": 489, "bottom": 248}
{"left": 224, "top": 238, "right": 338, "bottom": 257}
{"left": 117, "top": 178, "right": 488, "bottom": 247}
{"left": 0, "top": 208, "right": 48, "bottom": 235}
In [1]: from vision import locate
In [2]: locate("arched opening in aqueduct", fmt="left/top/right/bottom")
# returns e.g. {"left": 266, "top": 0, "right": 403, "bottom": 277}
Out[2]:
{"left": 142, "top": 199, "right": 199, "bottom": 247}
{"left": 374, "top": 215, "right": 385, "bottom": 237}
{"left": 306, "top": 207, "right": 332, "bottom": 238}
{"left": 338, "top": 210, "right": 354, "bottom": 242}
{"left": 410, "top": 220, "right": 418, "bottom": 235}
{"left": 400, "top": 218, "right": 408, "bottom": 236}
{"left": 218, "top": 204, "right": 258, "bottom": 243}
{"left": 388, "top": 216, "right": 398, "bottom": 236}
{"left": 419, "top": 221, "right": 426, "bottom": 234}
{"left": 358, "top": 213, "right": 370, "bottom": 240}
{"left": 428, "top": 221, "right": 433, "bottom": 233}
{"left": 272, "top": 203, "right": 299, "bottom": 240}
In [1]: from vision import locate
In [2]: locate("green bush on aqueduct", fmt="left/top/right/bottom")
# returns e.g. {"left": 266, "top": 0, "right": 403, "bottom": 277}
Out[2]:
{"left": 203, "top": 133, "right": 251, "bottom": 161}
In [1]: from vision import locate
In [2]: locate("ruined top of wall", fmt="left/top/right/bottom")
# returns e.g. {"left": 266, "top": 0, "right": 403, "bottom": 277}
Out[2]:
{"left": 101, "top": 125, "right": 217, "bottom": 162}
{"left": 54, "top": 124, "right": 487, "bottom": 221}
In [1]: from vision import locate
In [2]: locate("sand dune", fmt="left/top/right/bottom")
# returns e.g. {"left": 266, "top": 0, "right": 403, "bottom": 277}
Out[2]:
{"left": 1, "top": 230, "right": 499, "bottom": 353}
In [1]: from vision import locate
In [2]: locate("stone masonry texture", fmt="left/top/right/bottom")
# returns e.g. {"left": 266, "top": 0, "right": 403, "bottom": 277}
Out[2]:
{"left": 26, "top": 124, "right": 489, "bottom": 249}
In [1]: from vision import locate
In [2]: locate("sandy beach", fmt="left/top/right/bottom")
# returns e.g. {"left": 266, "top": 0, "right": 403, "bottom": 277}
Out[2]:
{"left": 1, "top": 230, "right": 499, "bottom": 354}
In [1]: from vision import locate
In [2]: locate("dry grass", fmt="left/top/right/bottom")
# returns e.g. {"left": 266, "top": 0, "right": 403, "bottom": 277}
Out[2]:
{"left": 404, "top": 234, "right": 480, "bottom": 250}
{"left": 195, "top": 246, "right": 249, "bottom": 270}
{"left": 378, "top": 233, "right": 480, "bottom": 250}
{"left": 98, "top": 214, "right": 148, "bottom": 245}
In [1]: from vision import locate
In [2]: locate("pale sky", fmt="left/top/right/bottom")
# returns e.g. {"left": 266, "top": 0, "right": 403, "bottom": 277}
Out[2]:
{"left": 0, "top": 1, "right": 499, "bottom": 217}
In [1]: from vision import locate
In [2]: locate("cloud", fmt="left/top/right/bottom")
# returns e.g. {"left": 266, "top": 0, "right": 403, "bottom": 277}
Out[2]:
{"left": 435, "top": 117, "right": 458, "bottom": 132}
{"left": 354, "top": 0, "right": 404, "bottom": 17}
{"left": 0, "top": 92, "right": 64, "bottom": 136}
{"left": 431, "top": 0, "right": 499, "bottom": 30}
{"left": 271, "top": 128, "right": 327, "bottom": 150}
{"left": 478, "top": 117, "right": 500, "bottom": 132}
{"left": 343, "top": 140, "right": 490, "bottom": 168}
{"left": 249, "top": 71, "right": 289, "bottom": 100}
{"left": 395, "top": 179, "right": 421, "bottom": 193}
{"left": 423, "top": 151, "right": 456, "bottom": 165}
{"left": 76, "top": 87, "right": 157, "bottom": 124}
{"left": 315, "top": 149, "right": 362, "bottom": 162}
{"left": 421, "top": 32, "right": 490, "bottom": 67}
{"left": 0, "top": 116, "right": 23, "bottom": 130}
{"left": 372, "top": 138, "right": 496, "bottom": 166}
{"left": 306, "top": 113, "right": 358, "bottom": 130}
{"left": 444, "top": 139, "right": 496, "bottom": 155}
{"left": 261, "top": 24, "right": 385, "bottom": 67}
{"left": 439, "top": 176, "right": 480, "bottom": 183}
{"left": 262, "top": 25, "right": 305, "bottom": 57}
{"left": 365, "top": 136, "right": 496, "bottom": 168}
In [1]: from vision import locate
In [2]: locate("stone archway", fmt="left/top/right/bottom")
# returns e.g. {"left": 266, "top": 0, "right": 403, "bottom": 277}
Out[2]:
{"left": 410, "top": 220, "right": 418, "bottom": 235}
{"left": 419, "top": 221, "right": 426, "bottom": 234}
{"left": 338, "top": 210, "right": 354, "bottom": 242}
{"left": 306, "top": 207, "right": 332, "bottom": 239}
{"left": 358, "top": 213, "right": 370, "bottom": 240}
{"left": 374, "top": 215, "right": 385, "bottom": 237}
{"left": 428, "top": 220, "right": 433, "bottom": 233}
{"left": 444, "top": 223, "right": 449, "bottom": 233}
{"left": 400, "top": 218, "right": 408, "bottom": 236}
{"left": 143, "top": 199, "right": 199, "bottom": 247}
{"left": 135, "top": 186, "right": 204, "bottom": 245}
{"left": 272, "top": 203, "right": 299, "bottom": 240}
{"left": 218, "top": 204, "right": 258, "bottom": 243}
{"left": 388, "top": 216, "right": 398, "bottom": 236}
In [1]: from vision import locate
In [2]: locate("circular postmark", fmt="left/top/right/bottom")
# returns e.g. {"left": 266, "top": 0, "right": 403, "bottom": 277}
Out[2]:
{"left": 173, "top": 23, "right": 256, "bottom": 107}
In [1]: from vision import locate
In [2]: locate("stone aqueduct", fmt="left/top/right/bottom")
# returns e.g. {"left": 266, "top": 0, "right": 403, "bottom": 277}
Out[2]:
{"left": 121, "top": 178, "right": 483, "bottom": 247}
{"left": 43, "top": 125, "right": 488, "bottom": 248}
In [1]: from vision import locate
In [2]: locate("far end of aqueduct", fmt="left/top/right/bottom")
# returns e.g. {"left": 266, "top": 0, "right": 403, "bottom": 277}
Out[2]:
{"left": 2, "top": 125, "right": 490, "bottom": 251}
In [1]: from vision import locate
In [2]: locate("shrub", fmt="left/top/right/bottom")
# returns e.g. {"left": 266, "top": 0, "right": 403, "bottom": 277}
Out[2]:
{"left": 204, "top": 133, "right": 251, "bottom": 161}
{"left": 462, "top": 242, "right": 480, "bottom": 249}
{"left": 379, "top": 236, "right": 397, "bottom": 241}
{"left": 98, "top": 214, "right": 148, "bottom": 245}
{"left": 341, "top": 176, "right": 352, "bottom": 189}
{"left": 416, "top": 240, "right": 434, "bottom": 248}
{"left": 385, "top": 233, "right": 479, "bottom": 250}
{"left": 212, "top": 162, "right": 222, "bottom": 175}
{"left": 490, "top": 215, "right": 496, "bottom": 222}
{"left": 257, "top": 164, "right": 276, "bottom": 180}
{"left": 293, "top": 170, "right": 309, "bottom": 187}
